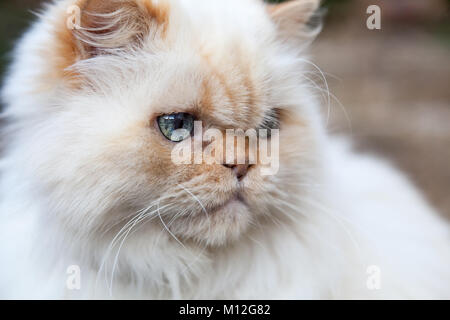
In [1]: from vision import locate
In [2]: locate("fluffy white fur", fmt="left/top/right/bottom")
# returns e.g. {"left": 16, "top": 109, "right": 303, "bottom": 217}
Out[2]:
{"left": 0, "top": 0, "right": 449, "bottom": 299}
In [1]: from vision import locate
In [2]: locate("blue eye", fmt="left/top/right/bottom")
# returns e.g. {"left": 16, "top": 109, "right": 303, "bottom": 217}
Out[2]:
{"left": 157, "top": 113, "right": 195, "bottom": 142}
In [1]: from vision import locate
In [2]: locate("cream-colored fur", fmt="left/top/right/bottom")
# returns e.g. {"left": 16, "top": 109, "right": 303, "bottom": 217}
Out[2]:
{"left": 0, "top": 0, "right": 449, "bottom": 299}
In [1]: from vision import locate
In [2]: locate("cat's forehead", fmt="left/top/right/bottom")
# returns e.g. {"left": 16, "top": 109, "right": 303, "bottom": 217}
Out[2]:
{"left": 133, "top": 0, "right": 276, "bottom": 128}
{"left": 177, "top": 0, "right": 271, "bottom": 33}
{"left": 165, "top": 0, "right": 275, "bottom": 53}
{"left": 141, "top": 47, "right": 269, "bottom": 129}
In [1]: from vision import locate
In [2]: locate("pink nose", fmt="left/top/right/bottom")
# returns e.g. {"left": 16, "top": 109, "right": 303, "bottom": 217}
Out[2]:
{"left": 223, "top": 164, "right": 251, "bottom": 180}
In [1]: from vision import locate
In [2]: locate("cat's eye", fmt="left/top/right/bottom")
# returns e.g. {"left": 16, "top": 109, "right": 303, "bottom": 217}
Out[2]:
{"left": 157, "top": 113, "right": 195, "bottom": 142}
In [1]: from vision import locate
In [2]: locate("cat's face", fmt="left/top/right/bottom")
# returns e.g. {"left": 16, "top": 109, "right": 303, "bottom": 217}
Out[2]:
{"left": 16, "top": 0, "right": 322, "bottom": 246}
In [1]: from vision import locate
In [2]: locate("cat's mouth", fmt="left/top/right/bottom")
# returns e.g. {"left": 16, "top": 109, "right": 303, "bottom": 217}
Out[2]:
{"left": 207, "top": 193, "right": 248, "bottom": 215}
{"left": 170, "top": 191, "right": 253, "bottom": 245}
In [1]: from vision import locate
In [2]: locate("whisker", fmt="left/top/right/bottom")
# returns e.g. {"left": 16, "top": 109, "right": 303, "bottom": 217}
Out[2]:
{"left": 297, "top": 57, "right": 332, "bottom": 126}
{"left": 94, "top": 198, "right": 169, "bottom": 295}
{"left": 157, "top": 200, "right": 187, "bottom": 250}
{"left": 108, "top": 204, "right": 170, "bottom": 296}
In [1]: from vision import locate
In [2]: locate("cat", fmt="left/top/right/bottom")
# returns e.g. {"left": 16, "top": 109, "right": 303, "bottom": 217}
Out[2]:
{"left": 0, "top": 0, "right": 449, "bottom": 299}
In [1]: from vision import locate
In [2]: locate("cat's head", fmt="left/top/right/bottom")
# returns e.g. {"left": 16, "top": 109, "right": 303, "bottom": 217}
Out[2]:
{"left": 3, "top": 0, "right": 323, "bottom": 246}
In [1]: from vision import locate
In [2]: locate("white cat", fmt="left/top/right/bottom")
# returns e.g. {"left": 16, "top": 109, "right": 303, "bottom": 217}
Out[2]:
{"left": 0, "top": 0, "right": 449, "bottom": 299}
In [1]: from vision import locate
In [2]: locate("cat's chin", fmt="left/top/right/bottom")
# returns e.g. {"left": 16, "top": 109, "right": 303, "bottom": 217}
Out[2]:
{"left": 169, "top": 198, "right": 253, "bottom": 246}
{"left": 208, "top": 195, "right": 247, "bottom": 215}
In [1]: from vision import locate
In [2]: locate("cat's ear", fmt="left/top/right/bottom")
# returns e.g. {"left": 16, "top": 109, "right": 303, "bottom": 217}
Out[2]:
{"left": 267, "top": 0, "right": 322, "bottom": 47}
{"left": 72, "top": 0, "right": 169, "bottom": 57}
{"left": 55, "top": 0, "right": 169, "bottom": 66}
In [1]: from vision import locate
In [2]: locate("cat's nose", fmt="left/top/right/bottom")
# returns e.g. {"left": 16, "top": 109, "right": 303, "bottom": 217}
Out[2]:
{"left": 223, "top": 164, "right": 251, "bottom": 181}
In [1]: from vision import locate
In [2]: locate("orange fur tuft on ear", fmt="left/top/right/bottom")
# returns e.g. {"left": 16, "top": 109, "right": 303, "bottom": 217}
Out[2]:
{"left": 74, "top": 0, "right": 170, "bottom": 57}
{"left": 267, "top": 0, "right": 321, "bottom": 46}
{"left": 49, "top": 0, "right": 169, "bottom": 82}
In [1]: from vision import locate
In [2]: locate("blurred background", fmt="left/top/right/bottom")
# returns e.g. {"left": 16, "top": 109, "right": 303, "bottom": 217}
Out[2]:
{"left": 310, "top": 0, "right": 450, "bottom": 220}
{"left": 0, "top": 0, "right": 449, "bottom": 218}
